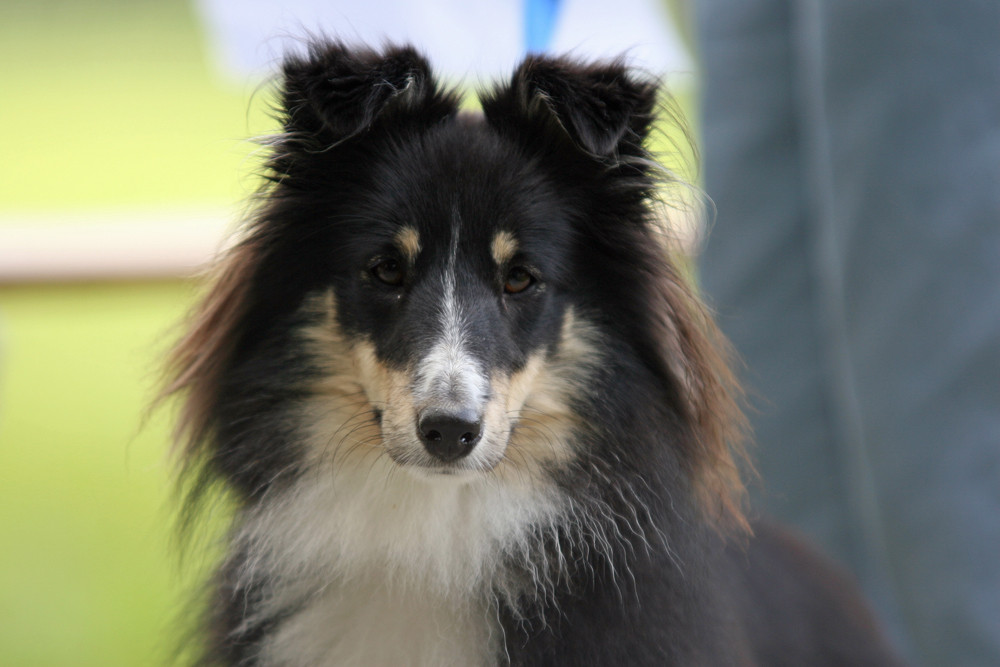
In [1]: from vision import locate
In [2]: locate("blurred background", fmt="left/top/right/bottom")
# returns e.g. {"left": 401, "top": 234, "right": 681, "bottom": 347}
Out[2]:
{"left": 0, "top": 1, "right": 694, "bottom": 664}
{"left": 0, "top": 2, "right": 259, "bottom": 664}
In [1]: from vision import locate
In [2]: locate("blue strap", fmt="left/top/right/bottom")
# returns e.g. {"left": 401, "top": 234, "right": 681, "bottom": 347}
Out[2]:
{"left": 524, "top": 0, "right": 563, "bottom": 53}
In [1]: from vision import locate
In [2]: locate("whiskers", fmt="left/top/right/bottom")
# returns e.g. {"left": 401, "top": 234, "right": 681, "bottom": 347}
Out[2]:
{"left": 303, "top": 388, "right": 383, "bottom": 465}
{"left": 500, "top": 405, "right": 575, "bottom": 473}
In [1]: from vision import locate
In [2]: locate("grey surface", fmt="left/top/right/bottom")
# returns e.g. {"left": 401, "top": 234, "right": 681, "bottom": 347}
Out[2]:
{"left": 694, "top": 2, "right": 1000, "bottom": 665}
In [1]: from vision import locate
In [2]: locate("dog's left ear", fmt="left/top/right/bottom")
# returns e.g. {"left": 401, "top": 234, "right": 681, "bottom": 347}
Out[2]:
{"left": 481, "top": 56, "right": 658, "bottom": 159}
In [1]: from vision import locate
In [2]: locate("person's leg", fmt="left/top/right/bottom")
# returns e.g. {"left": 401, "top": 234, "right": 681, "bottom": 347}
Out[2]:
{"left": 814, "top": 3, "right": 1000, "bottom": 664}
{"left": 694, "top": 0, "right": 864, "bottom": 568}
{"left": 697, "top": 1, "right": 1000, "bottom": 664}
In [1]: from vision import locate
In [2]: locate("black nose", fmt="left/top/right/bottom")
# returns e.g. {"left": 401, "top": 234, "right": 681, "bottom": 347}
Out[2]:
{"left": 417, "top": 409, "right": 483, "bottom": 462}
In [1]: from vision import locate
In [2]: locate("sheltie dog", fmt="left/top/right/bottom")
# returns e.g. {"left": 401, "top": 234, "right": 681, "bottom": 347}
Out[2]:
{"left": 163, "top": 41, "right": 905, "bottom": 666}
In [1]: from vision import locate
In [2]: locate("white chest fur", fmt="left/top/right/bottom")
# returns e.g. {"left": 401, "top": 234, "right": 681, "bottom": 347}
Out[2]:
{"left": 237, "top": 456, "right": 566, "bottom": 666}
{"left": 260, "top": 574, "right": 494, "bottom": 667}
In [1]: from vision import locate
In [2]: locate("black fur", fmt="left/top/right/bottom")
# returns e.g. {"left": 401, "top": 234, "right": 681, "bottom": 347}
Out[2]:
{"left": 166, "top": 42, "right": 905, "bottom": 666}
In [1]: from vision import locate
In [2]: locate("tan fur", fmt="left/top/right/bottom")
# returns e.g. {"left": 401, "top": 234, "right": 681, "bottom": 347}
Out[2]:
{"left": 297, "top": 291, "right": 387, "bottom": 468}
{"left": 395, "top": 226, "right": 422, "bottom": 264}
{"left": 653, "top": 254, "right": 751, "bottom": 535}
{"left": 490, "top": 230, "right": 519, "bottom": 266}
{"left": 500, "top": 311, "right": 597, "bottom": 475}
{"left": 159, "top": 238, "right": 262, "bottom": 458}
{"left": 297, "top": 294, "right": 406, "bottom": 466}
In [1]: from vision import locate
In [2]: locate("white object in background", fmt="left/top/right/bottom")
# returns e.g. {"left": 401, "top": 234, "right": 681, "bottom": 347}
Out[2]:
{"left": 194, "top": 0, "right": 692, "bottom": 84}
{"left": 0, "top": 209, "right": 231, "bottom": 283}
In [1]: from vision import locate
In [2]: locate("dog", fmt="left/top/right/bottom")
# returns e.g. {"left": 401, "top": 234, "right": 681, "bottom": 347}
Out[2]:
{"left": 163, "top": 41, "right": 906, "bottom": 666}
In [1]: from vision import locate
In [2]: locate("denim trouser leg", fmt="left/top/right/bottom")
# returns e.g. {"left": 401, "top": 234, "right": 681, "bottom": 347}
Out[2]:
{"left": 695, "top": 2, "right": 1000, "bottom": 666}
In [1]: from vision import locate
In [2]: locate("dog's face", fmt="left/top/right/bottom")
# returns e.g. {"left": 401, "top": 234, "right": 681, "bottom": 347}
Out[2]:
{"left": 316, "top": 123, "right": 575, "bottom": 476}
{"left": 168, "top": 45, "right": 744, "bottom": 523}
{"left": 171, "top": 44, "right": 668, "bottom": 491}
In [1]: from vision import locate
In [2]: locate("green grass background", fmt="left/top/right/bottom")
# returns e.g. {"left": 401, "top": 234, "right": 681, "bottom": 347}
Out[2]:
{"left": 0, "top": 2, "right": 696, "bottom": 664}
{"left": 1, "top": 2, "right": 256, "bottom": 664}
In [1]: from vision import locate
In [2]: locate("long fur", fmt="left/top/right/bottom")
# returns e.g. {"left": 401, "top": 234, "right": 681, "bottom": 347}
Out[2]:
{"left": 162, "top": 42, "right": 904, "bottom": 666}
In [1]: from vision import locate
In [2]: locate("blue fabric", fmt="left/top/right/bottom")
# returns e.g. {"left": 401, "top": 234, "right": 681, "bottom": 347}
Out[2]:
{"left": 694, "top": 2, "right": 1000, "bottom": 666}
{"left": 524, "top": 0, "right": 562, "bottom": 52}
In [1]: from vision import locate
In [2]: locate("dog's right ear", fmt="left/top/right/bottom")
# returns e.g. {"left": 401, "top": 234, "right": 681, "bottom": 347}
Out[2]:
{"left": 279, "top": 42, "right": 457, "bottom": 149}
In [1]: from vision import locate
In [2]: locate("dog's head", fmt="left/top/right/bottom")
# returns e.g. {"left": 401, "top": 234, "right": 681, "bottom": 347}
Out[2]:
{"left": 164, "top": 43, "right": 746, "bottom": 529}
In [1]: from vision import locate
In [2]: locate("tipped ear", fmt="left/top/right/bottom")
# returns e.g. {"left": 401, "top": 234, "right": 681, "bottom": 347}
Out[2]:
{"left": 280, "top": 42, "right": 457, "bottom": 147}
{"left": 482, "top": 55, "right": 659, "bottom": 158}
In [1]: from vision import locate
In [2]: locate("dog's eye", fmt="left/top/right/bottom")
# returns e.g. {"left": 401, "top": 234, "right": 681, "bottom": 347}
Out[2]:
{"left": 504, "top": 267, "right": 535, "bottom": 294}
{"left": 370, "top": 258, "right": 404, "bottom": 287}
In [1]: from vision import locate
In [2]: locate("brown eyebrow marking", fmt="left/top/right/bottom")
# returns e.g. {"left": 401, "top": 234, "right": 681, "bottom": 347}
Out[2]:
{"left": 491, "top": 230, "right": 519, "bottom": 266}
{"left": 395, "top": 226, "right": 422, "bottom": 263}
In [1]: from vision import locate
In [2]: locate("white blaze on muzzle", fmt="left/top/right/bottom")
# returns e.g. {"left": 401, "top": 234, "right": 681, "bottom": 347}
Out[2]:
{"left": 413, "top": 222, "right": 489, "bottom": 412}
